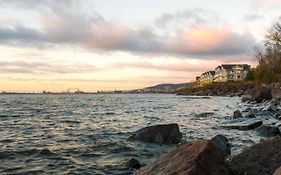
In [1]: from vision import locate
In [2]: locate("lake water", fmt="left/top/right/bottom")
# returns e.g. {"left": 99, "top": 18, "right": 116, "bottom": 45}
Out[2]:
{"left": 0, "top": 94, "right": 261, "bottom": 174}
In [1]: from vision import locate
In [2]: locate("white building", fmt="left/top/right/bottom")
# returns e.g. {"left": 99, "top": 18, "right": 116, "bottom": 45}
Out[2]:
{"left": 214, "top": 64, "right": 250, "bottom": 82}
{"left": 200, "top": 71, "right": 215, "bottom": 84}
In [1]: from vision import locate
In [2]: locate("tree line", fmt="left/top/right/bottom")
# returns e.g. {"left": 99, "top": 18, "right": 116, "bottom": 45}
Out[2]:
{"left": 245, "top": 17, "right": 281, "bottom": 84}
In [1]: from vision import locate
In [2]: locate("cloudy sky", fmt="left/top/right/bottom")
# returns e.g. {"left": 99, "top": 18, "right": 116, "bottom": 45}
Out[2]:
{"left": 0, "top": 0, "right": 280, "bottom": 92}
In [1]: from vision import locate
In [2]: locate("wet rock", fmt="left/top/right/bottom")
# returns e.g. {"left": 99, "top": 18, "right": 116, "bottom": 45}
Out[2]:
{"left": 126, "top": 158, "right": 141, "bottom": 169}
{"left": 247, "top": 86, "right": 272, "bottom": 103}
{"left": 39, "top": 148, "right": 53, "bottom": 155}
{"left": 229, "top": 135, "right": 281, "bottom": 175}
{"left": 128, "top": 123, "right": 182, "bottom": 144}
{"left": 135, "top": 140, "right": 234, "bottom": 175}
{"left": 273, "top": 166, "right": 281, "bottom": 175}
{"left": 211, "top": 134, "right": 231, "bottom": 158}
{"left": 231, "top": 110, "right": 243, "bottom": 119}
{"left": 221, "top": 118, "right": 263, "bottom": 130}
{"left": 255, "top": 124, "right": 280, "bottom": 137}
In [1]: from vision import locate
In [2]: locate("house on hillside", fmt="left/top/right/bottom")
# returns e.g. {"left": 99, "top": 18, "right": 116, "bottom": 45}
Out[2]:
{"left": 214, "top": 64, "right": 250, "bottom": 82}
{"left": 200, "top": 71, "right": 215, "bottom": 84}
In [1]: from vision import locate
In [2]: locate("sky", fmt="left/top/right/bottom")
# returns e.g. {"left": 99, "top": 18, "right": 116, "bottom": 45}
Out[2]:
{"left": 0, "top": 0, "right": 280, "bottom": 92}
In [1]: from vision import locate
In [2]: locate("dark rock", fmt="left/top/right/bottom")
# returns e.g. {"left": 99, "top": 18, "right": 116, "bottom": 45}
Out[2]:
{"left": 229, "top": 135, "right": 281, "bottom": 175}
{"left": 211, "top": 134, "right": 231, "bottom": 158}
{"left": 273, "top": 166, "right": 281, "bottom": 175}
{"left": 221, "top": 118, "right": 263, "bottom": 130}
{"left": 247, "top": 86, "right": 272, "bottom": 103}
{"left": 40, "top": 148, "right": 53, "bottom": 155}
{"left": 195, "top": 112, "right": 214, "bottom": 118}
{"left": 128, "top": 123, "right": 182, "bottom": 144}
{"left": 135, "top": 140, "right": 234, "bottom": 175}
{"left": 126, "top": 158, "right": 141, "bottom": 169}
{"left": 231, "top": 110, "right": 243, "bottom": 119}
{"left": 255, "top": 124, "right": 280, "bottom": 137}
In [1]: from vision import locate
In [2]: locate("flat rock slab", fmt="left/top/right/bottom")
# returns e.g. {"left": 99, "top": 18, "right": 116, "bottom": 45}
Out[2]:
{"left": 135, "top": 140, "right": 234, "bottom": 175}
{"left": 230, "top": 135, "right": 281, "bottom": 175}
{"left": 221, "top": 118, "right": 263, "bottom": 130}
{"left": 128, "top": 123, "right": 182, "bottom": 144}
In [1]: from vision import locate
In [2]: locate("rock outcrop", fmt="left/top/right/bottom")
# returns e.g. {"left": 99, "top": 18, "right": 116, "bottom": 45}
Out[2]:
{"left": 135, "top": 140, "right": 234, "bottom": 175}
{"left": 229, "top": 135, "right": 281, "bottom": 175}
{"left": 128, "top": 124, "right": 182, "bottom": 144}
{"left": 247, "top": 86, "right": 272, "bottom": 103}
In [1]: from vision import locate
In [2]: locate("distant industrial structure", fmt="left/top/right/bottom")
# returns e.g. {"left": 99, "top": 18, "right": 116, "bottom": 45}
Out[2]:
{"left": 197, "top": 64, "right": 251, "bottom": 85}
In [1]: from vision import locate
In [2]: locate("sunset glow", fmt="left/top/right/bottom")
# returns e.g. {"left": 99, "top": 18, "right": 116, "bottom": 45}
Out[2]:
{"left": 0, "top": 0, "right": 280, "bottom": 92}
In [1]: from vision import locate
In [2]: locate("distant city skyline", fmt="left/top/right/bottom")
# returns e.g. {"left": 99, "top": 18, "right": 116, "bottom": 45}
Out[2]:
{"left": 0, "top": 0, "right": 280, "bottom": 92}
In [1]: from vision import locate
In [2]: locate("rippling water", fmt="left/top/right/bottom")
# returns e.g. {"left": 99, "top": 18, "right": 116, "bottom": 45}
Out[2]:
{"left": 0, "top": 94, "right": 262, "bottom": 174}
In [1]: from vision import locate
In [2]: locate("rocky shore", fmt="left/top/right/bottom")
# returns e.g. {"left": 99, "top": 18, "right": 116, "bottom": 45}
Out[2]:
{"left": 176, "top": 82, "right": 281, "bottom": 99}
{"left": 127, "top": 85, "right": 281, "bottom": 175}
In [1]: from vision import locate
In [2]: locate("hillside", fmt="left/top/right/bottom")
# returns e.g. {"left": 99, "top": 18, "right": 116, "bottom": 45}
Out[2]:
{"left": 137, "top": 83, "right": 188, "bottom": 93}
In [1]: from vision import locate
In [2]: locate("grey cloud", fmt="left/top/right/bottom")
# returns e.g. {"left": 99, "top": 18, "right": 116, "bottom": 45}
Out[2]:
{"left": 154, "top": 8, "right": 221, "bottom": 28}
{"left": 0, "top": 1, "right": 257, "bottom": 58}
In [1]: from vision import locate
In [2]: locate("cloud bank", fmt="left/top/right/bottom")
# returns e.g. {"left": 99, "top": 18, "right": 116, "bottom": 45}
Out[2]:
{"left": 0, "top": 1, "right": 256, "bottom": 58}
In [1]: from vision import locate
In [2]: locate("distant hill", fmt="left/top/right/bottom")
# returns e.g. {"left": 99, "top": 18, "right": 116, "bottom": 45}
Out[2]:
{"left": 137, "top": 83, "right": 188, "bottom": 93}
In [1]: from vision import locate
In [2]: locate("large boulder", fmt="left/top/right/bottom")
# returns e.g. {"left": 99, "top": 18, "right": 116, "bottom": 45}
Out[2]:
{"left": 229, "top": 135, "right": 281, "bottom": 175}
{"left": 128, "top": 124, "right": 182, "bottom": 144}
{"left": 221, "top": 118, "right": 263, "bottom": 130}
{"left": 247, "top": 86, "right": 272, "bottom": 103}
{"left": 135, "top": 140, "right": 234, "bottom": 175}
{"left": 255, "top": 124, "right": 280, "bottom": 137}
{"left": 211, "top": 134, "right": 231, "bottom": 158}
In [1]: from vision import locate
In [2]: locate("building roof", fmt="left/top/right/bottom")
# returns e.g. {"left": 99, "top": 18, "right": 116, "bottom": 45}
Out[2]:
{"left": 221, "top": 64, "right": 237, "bottom": 70}
{"left": 221, "top": 64, "right": 250, "bottom": 70}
